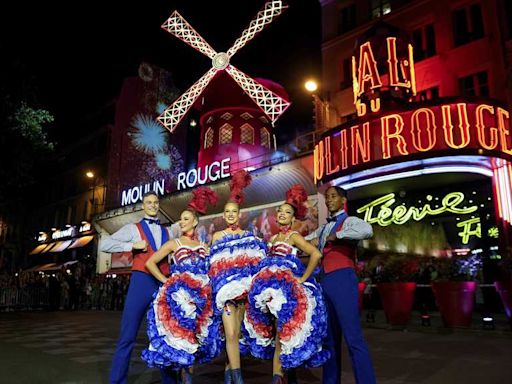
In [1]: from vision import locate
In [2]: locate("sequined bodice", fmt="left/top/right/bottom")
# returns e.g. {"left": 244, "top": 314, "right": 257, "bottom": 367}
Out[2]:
{"left": 268, "top": 241, "right": 298, "bottom": 257}
{"left": 171, "top": 240, "right": 207, "bottom": 265}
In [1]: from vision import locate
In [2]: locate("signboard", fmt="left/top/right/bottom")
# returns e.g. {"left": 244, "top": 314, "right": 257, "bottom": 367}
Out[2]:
{"left": 120, "top": 157, "right": 231, "bottom": 206}
{"left": 314, "top": 101, "right": 512, "bottom": 183}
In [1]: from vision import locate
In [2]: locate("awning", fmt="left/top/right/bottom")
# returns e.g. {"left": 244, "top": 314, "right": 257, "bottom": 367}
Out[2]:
{"left": 29, "top": 244, "right": 49, "bottom": 255}
{"left": 24, "top": 263, "right": 55, "bottom": 272}
{"left": 68, "top": 235, "right": 94, "bottom": 249}
{"left": 24, "top": 260, "right": 79, "bottom": 273}
{"left": 40, "top": 243, "right": 57, "bottom": 253}
{"left": 49, "top": 240, "right": 73, "bottom": 253}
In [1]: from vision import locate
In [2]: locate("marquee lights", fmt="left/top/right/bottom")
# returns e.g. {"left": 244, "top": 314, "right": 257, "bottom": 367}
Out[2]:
{"left": 314, "top": 102, "right": 512, "bottom": 183}
{"left": 356, "top": 191, "right": 478, "bottom": 227}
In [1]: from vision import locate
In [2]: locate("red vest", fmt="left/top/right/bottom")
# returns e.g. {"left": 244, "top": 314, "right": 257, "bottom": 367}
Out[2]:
{"left": 322, "top": 220, "right": 357, "bottom": 273}
{"left": 132, "top": 223, "right": 170, "bottom": 276}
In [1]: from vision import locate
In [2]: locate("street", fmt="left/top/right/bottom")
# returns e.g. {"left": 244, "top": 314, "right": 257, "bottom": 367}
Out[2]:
{"left": 0, "top": 310, "right": 511, "bottom": 384}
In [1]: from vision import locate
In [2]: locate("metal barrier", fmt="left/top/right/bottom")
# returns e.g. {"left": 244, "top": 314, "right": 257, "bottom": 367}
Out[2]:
{"left": 0, "top": 286, "right": 49, "bottom": 311}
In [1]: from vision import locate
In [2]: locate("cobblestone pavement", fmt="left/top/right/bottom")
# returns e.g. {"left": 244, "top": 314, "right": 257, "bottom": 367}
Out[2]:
{"left": 0, "top": 310, "right": 511, "bottom": 384}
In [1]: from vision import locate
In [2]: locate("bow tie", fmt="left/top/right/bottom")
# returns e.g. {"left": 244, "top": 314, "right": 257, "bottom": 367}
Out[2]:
{"left": 327, "top": 216, "right": 337, "bottom": 223}
{"left": 144, "top": 218, "right": 160, "bottom": 225}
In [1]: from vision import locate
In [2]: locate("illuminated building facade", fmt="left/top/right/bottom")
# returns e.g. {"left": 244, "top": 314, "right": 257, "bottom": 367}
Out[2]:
{"left": 317, "top": 0, "right": 512, "bottom": 264}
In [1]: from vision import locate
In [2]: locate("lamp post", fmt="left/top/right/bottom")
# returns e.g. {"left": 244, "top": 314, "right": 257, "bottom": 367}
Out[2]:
{"left": 304, "top": 79, "right": 341, "bottom": 133}
{"left": 86, "top": 171, "right": 96, "bottom": 218}
{"left": 304, "top": 79, "right": 326, "bottom": 132}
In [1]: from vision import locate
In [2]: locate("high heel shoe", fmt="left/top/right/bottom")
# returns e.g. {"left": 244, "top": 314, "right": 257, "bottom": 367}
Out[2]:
{"left": 224, "top": 369, "right": 233, "bottom": 384}
{"left": 181, "top": 369, "right": 193, "bottom": 384}
{"left": 272, "top": 374, "right": 285, "bottom": 384}
{"left": 231, "top": 368, "right": 244, "bottom": 384}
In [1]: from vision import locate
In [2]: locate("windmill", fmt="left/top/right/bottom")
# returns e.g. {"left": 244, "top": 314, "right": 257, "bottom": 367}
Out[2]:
{"left": 158, "top": 0, "right": 291, "bottom": 133}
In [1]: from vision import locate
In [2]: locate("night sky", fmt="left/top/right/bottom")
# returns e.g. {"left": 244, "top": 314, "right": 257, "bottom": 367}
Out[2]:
{"left": 2, "top": 0, "right": 321, "bottom": 146}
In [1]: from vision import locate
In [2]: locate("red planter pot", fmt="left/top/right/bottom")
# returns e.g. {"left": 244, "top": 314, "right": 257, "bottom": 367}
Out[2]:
{"left": 431, "top": 281, "right": 476, "bottom": 327}
{"left": 377, "top": 282, "right": 416, "bottom": 326}
{"left": 494, "top": 280, "right": 512, "bottom": 319}
{"left": 358, "top": 282, "right": 366, "bottom": 313}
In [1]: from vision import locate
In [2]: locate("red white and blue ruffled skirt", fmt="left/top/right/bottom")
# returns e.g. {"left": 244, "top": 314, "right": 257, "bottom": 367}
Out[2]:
{"left": 243, "top": 255, "right": 329, "bottom": 369}
{"left": 141, "top": 261, "right": 223, "bottom": 368}
{"left": 208, "top": 232, "right": 267, "bottom": 313}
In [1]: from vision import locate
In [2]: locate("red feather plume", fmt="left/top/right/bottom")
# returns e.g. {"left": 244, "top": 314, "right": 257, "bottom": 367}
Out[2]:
{"left": 285, "top": 184, "right": 308, "bottom": 220}
{"left": 229, "top": 170, "right": 252, "bottom": 206}
{"left": 187, "top": 186, "right": 218, "bottom": 215}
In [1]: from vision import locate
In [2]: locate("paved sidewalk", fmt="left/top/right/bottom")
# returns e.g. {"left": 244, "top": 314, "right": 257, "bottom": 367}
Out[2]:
{"left": 0, "top": 310, "right": 511, "bottom": 384}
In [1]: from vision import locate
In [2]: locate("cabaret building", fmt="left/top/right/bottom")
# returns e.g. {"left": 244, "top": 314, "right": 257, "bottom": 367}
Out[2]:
{"left": 315, "top": 0, "right": 512, "bottom": 270}
{"left": 91, "top": 0, "right": 512, "bottom": 282}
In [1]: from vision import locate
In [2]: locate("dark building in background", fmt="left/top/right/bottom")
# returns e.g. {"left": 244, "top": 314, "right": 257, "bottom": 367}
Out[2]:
{"left": 23, "top": 122, "right": 110, "bottom": 273}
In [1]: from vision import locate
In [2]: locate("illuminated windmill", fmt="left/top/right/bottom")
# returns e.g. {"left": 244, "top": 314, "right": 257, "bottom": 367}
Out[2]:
{"left": 158, "top": 0, "right": 291, "bottom": 133}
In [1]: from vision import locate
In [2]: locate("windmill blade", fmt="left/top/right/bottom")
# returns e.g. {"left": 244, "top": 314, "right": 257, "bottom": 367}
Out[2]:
{"left": 226, "top": 1, "right": 287, "bottom": 59}
{"left": 162, "top": 11, "right": 217, "bottom": 60}
{"left": 157, "top": 67, "right": 218, "bottom": 133}
{"left": 225, "top": 65, "right": 291, "bottom": 124}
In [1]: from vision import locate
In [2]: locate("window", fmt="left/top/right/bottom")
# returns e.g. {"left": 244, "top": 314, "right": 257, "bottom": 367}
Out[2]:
{"left": 260, "top": 128, "right": 271, "bottom": 148}
{"left": 414, "top": 86, "right": 439, "bottom": 102}
{"left": 453, "top": 3, "right": 484, "bottom": 47}
{"left": 370, "top": 0, "right": 391, "bottom": 19}
{"left": 219, "top": 124, "right": 233, "bottom": 145}
{"left": 340, "top": 57, "right": 352, "bottom": 89}
{"left": 459, "top": 71, "right": 488, "bottom": 97}
{"left": 240, "top": 124, "right": 254, "bottom": 144}
{"left": 204, "top": 127, "right": 214, "bottom": 148}
{"left": 338, "top": 4, "right": 356, "bottom": 34}
{"left": 412, "top": 24, "right": 436, "bottom": 62}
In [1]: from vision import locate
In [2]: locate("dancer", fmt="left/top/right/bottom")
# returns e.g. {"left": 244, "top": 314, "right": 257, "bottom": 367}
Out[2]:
{"left": 142, "top": 187, "right": 222, "bottom": 383}
{"left": 244, "top": 185, "right": 329, "bottom": 384}
{"left": 209, "top": 170, "right": 267, "bottom": 384}
{"left": 100, "top": 191, "right": 178, "bottom": 384}
{"left": 306, "top": 186, "right": 376, "bottom": 384}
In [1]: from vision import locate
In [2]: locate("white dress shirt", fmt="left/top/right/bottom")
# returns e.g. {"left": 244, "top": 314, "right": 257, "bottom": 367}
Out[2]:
{"left": 305, "top": 210, "right": 373, "bottom": 251}
{"left": 100, "top": 220, "right": 181, "bottom": 253}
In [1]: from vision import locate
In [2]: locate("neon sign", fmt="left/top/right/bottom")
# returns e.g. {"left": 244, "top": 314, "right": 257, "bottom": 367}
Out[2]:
{"left": 176, "top": 157, "right": 230, "bottom": 191}
{"left": 314, "top": 102, "right": 512, "bottom": 183}
{"left": 121, "top": 179, "right": 165, "bottom": 207}
{"left": 52, "top": 227, "right": 76, "bottom": 240}
{"left": 356, "top": 191, "right": 478, "bottom": 227}
{"left": 457, "top": 217, "right": 481, "bottom": 244}
{"left": 352, "top": 36, "right": 416, "bottom": 116}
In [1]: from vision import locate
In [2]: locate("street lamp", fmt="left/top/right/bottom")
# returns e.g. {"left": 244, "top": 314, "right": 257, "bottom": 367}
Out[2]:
{"left": 304, "top": 80, "right": 318, "bottom": 93}
{"left": 304, "top": 79, "right": 341, "bottom": 133}
{"left": 85, "top": 171, "right": 96, "bottom": 218}
{"left": 304, "top": 79, "right": 325, "bottom": 132}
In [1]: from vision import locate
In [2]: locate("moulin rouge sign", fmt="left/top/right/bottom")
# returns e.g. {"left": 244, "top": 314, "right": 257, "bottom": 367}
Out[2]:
{"left": 314, "top": 34, "right": 512, "bottom": 183}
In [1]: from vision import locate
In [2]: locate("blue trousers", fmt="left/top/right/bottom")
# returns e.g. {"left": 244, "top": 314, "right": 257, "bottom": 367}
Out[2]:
{"left": 110, "top": 271, "right": 177, "bottom": 384}
{"left": 321, "top": 268, "right": 376, "bottom": 384}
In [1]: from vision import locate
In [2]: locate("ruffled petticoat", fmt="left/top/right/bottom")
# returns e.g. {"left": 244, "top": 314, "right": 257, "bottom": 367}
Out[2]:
{"left": 243, "top": 256, "right": 329, "bottom": 369}
{"left": 208, "top": 232, "right": 267, "bottom": 313}
{"left": 142, "top": 262, "right": 223, "bottom": 368}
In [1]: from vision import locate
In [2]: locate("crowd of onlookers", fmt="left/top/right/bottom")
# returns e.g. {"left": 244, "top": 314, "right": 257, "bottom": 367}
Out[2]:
{"left": 0, "top": 263, "right": 131, "bottom": 312}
